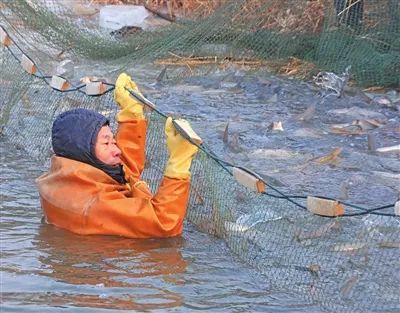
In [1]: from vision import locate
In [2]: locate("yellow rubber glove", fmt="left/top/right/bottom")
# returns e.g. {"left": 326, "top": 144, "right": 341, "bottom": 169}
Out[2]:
{"left": 114, "top": 73, "right": 144, "bottom": 121}
{"left": 164, "top": 117, "right": 199, "bottom": 179}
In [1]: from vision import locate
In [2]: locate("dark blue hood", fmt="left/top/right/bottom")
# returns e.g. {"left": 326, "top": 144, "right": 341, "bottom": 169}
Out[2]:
{"left": 52, "top": 108, "right": 126, "bottom": 184}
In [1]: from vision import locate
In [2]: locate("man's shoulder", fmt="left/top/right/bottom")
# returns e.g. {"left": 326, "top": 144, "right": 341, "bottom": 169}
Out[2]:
{"left": 42, "top": 156, "right": 117, "bottom": 185}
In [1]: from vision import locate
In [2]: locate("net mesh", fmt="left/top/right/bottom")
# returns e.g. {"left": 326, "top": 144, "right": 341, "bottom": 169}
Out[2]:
{"left": 1, "top": 1, "right": 399, "bottom": 312}
{"left": 1, "top": 0, "right": 399, "bottom": 86}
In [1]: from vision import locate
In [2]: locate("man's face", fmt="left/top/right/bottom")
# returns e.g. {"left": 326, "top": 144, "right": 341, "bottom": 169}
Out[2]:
{"left": 95, "top": 126, "right": 122, "bottom": 166}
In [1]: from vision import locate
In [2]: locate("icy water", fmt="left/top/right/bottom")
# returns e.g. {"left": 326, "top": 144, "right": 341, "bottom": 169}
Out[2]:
{"left": 0, "top": 137, "right": 324, "bottom": 312}
{"left": 1, "top": 61, "right": 399, "bottom": 312}
{"left": 138, "top": 65, "right": 400, "bottom": 208}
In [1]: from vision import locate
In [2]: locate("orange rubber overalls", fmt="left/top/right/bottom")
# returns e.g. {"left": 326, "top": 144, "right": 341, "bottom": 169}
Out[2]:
{"left": 36, "top": 118, "right": 190, "bottom": 238}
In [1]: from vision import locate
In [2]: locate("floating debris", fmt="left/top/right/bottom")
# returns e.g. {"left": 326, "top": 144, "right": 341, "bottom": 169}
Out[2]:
{"left": 278, "top": 57, "right": 315, "bottom": 79}
{"left": 313, "top": 147, "right": 343, "bottom": 164}
{"left": 268, "top": 121, "right": 284, "bottom": 131}
{"left": 333, "top": 243, "right": 366, "bottom": 252}
{"left": 313, "top": 66, "right": 350, "bottom": 97}
{"left": 363, "top": 86, "right": 386, "bottom": 92}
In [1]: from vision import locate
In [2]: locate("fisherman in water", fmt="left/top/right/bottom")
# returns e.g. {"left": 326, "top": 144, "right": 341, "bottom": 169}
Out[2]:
{"left": 36, "top": 73, "right": 198, "bottom": 238}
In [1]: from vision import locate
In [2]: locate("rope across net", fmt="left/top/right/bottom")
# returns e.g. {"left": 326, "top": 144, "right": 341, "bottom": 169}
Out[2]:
{"left": 1, "top": 1, "right": 399, "bottom": 312}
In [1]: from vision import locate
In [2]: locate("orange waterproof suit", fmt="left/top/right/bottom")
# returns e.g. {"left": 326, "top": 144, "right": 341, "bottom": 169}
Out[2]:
{"left": 36, "top": 118, "right": 190, "bottom": 238}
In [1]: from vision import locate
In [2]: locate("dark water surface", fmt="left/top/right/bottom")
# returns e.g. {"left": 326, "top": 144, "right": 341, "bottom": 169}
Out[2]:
{"left": 0, "top": 137, "right": 323, "bottom": 312}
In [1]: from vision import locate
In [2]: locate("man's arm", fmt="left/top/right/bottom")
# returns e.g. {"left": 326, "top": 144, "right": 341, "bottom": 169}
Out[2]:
{"left": 113, "top": 73, "right": 147, "bottom": 181}
{"left": 116, "top": 118, "right": 147, "bottom": 181}
{"left": 95, "top": 117, "right": 199, "bottom": 238}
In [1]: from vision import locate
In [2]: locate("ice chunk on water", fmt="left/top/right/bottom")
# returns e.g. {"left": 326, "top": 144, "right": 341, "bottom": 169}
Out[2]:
{"left": 99, "top": 5, "right": 149, "bottom": 31}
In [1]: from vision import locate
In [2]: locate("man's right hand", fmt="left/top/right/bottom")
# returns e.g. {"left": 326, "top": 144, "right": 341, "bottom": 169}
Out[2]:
{"left": 114, "top": 73, "right": 144, "bottom": 121}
